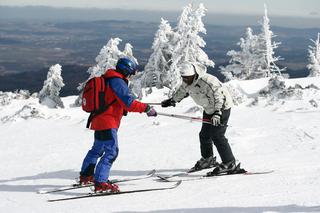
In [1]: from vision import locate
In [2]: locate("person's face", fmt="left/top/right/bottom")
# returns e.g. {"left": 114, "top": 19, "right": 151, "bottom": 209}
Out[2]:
{"left": 127, "top": 70, "right": 137, "bottom": 80}
{"left": 182, "top": 75, "right": 195, "bottom": 85}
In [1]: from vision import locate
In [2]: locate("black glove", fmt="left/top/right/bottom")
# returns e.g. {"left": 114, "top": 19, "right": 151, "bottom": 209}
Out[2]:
{"left": 161, "top": 98, "right": 176, "bottom": 108}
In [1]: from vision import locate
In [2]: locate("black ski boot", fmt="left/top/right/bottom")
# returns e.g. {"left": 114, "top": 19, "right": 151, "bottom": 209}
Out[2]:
{"left": 189, "top": 156, "right": 218, "bottom": 173}
{"left": 206, "top": 160, "right": 246, "bottom": 176}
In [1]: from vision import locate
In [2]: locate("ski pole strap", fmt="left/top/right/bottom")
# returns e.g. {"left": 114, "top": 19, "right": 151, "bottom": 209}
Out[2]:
{"left": 86, "top": 112, "right": 95, "bottom": 129}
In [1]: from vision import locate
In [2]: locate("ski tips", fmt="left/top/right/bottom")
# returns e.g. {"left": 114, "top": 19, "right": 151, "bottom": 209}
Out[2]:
{"left": 147, "top": 169, "right": 156, "bottom": 176}
{"left": 244, "top": 170, "right": 274, "bottom": 175}
{"left": 156, "top": 172, "right": 187, "bottom": 181}
{"left": 175, "top": 180, "right": 182, "bottom": 187}
{"left": 156, "top": 175, "right": 169, "bottom": 181}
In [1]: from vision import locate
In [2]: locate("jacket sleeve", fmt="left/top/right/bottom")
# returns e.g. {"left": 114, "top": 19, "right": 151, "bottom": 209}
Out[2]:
{"left": 172, "top": 85, "right": 189, "bottom": 103}
{"left": 109, "top": 78, "right": 147, "bottom": 113}
{"left": 205, "top": 77, "right": 225, "bottom": 112}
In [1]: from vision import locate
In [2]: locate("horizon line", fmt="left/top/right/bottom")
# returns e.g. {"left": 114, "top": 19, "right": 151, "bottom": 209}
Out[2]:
{"left": 1, "top": 5, "right": 320, "bottom": 20}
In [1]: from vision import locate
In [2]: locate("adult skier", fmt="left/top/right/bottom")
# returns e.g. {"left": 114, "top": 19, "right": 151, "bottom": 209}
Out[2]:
{"left": 79, "top": 58, "right": 157, "bottom": 193}
{"left": 161, "top": 62, "right": 241, "bottom": 175}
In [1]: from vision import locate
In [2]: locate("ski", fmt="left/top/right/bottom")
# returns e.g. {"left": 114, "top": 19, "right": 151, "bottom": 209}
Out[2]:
{"left": 156, "top": 160, "right": 222, "bottom": 181}
{"left": 158, "top": 170, "right": 274, "bottom": 182}
{"left": 156, "top": 167, "right": 214, "bottom": 181}
{"left": 48, "top": 180, "right": 182, "bottom": 202}
{"left": 38, "top": 169, "right": 156, "bottom": 194}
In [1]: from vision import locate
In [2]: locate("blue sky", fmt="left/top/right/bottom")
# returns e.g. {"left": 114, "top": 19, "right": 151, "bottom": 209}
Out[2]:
{"left": 1, "top": 0, "right": 319, "bottom": 17}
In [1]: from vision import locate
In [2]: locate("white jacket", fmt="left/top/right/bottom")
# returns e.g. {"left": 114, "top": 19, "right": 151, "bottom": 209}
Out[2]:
{"left": 172, "top": 63, "right": 233, "bottom": 114}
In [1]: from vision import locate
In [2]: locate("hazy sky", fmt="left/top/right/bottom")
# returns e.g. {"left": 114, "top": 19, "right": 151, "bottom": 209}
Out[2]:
{"left": 1, "top": 0, "right": 319, "bottom": 17}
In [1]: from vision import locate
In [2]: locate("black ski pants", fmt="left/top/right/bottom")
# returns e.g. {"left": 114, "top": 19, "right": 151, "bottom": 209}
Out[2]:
{"left": 199, "top": 108, "right": 235, "bottom": 163}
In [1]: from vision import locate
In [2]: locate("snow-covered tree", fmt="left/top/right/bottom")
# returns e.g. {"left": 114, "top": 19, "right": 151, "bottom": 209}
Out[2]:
{"left": 221, "top": 5, "right": 284, "bottom": 81}
{"left": 83, "top": 37, "right": 138, "bottom": 82}
{"left": 38, "top": 64, "right": 64, "bottom": 108}
{"left": 221, "top": 27, "right": 262, "bottom": 80}
{"left": 121, "top": 43, "right": 138, "bottom": 64}
{"left": 141, "top": 18, "right": 176, "bottom": 90}
{"left": 129, "top": 3, "right": 214, "bottom": 97}
{"left": 307, "top": 33, "right": 320, "bottom": 77}
{"left": 89, "top": 37, "right": 123, "bottom": 78}
{"left": 75, "top": 37, "right": 138, "bottom": 105}
{"left": 169, "top": 3, "right": 214, "bottom": 91}
{"left": 257, "top": 4, "right": 285, "bottom": 78}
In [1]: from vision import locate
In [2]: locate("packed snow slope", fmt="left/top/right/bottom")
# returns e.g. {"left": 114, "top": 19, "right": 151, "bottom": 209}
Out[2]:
{"left": 0, "top": 77, "right": 320, "bottom": 213}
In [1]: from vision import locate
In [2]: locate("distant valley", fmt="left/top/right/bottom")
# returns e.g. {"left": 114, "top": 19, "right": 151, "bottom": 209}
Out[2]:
{"left": 0, "top": 19, "right": 318, "bottom": 95}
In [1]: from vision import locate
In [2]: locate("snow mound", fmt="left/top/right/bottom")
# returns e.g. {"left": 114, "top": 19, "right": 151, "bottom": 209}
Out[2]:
{"left": 227, "top": 77, "right": 320, "bottom": 111}
{"left": 0, "top": 90, "right": 36, "bottom": 106}
{"left": 0, "top": 93, "right": 79, "bottom": 124}
{"left": 1, "top": 104, "right": 45, "bottom": 123}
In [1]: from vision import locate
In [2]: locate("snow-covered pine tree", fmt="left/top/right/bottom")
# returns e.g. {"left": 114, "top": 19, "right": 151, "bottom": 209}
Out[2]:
{"left": 141, "top": 18, "right": 176, "bottom": 90}
{"left": 220, "top": 27, "right": 261, "bottom": 80}
{"left": 223, "top": 5, "right": 285, "bottom": 81}
{"left": 38, "top": 64, "right": 65, "bottom": 108}
{"left": 90, "top": 38, "right": 138, "bottom": 78}
{"left": 75, "top": 38, "right": 138, "bottom": 105}
{"left": 256, "top": 4, "right": 285, "bottom": 78}
{"left": 307, "top": 33, "right": 320, "bottom": 77}
{"left": 89, "top": 37, "right": 123, "bottom": 78}
{"left": 170, "top": 3, "right": 214, "bottom": 92}
{"left": 121, "top": 43, "right": 138, "bottom": 64}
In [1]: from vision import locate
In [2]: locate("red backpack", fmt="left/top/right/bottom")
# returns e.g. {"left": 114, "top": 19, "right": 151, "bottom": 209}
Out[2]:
{"left": 82, "top": 76, "right": 116, "bottom": 128}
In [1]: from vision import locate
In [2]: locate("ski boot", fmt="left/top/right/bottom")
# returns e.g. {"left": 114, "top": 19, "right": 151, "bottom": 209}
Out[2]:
{"left": 94, "top": 181, "right": 120, "bottom": 193}
{"left": 206, "top": 160, "right": 246, "bottom": 176}
{"left": 79, "top": 175, "right": 94, "bottom": 185}
{"left": 189, "top": 156, "right": 218, "bottom": 173}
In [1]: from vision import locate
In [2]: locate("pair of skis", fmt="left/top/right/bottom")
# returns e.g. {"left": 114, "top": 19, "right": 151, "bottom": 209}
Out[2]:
{"left": 41, "top": 168, "right": 273, "bottom": 202}
{"left": 38, "top": 169, "right": 157, "bottom": 194}
{"left": 40, "top": 169, "right": 181, "bottom": 202}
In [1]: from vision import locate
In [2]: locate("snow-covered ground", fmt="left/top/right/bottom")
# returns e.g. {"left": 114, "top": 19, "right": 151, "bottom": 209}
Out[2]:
{"left": 1, "top": 77, "right": 320, "bottom": 213}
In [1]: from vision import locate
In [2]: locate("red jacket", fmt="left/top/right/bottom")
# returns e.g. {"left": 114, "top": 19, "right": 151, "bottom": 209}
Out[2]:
{"left": 90, "top": 69, "right": 148, "bottom": 130}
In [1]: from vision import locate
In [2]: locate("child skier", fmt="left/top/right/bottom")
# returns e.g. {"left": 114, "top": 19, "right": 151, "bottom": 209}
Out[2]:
{"left": 79, "top": 57, "right": 157, "bottom": 193}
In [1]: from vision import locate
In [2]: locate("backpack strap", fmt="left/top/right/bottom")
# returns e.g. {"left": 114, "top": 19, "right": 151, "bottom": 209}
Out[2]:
{"left": 86, "top": 77, "right": 117, "bottom": 128}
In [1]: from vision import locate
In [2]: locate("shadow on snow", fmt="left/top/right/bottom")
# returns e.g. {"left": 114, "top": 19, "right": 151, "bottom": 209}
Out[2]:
{"left": 0, "top": 168, "right": 185, "bottom": 193}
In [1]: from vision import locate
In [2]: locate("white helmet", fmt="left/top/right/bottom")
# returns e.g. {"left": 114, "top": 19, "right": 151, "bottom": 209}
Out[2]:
{"left": 178, "top": 62, "right": 196, "bottom": 77}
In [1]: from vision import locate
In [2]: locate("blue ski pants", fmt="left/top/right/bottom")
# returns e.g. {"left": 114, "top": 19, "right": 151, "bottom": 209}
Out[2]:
{"left": 80, "top": 128, "right": 119, "bottom": 182}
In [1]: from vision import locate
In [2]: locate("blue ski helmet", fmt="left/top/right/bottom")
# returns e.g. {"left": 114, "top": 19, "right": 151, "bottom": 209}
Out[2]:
{"left": 116, "top": 57, "right": 138, "bottom": 76}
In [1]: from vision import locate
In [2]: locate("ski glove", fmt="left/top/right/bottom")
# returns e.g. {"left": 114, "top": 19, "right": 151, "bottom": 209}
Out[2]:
{"left": 211, "top": 111, "right": 222, "bottom": 126}
{"left": 145, "top": 105, "right": 157, "bottom": 117}
{"left": 161, "top": 98, "right": 176, "bottom": 108}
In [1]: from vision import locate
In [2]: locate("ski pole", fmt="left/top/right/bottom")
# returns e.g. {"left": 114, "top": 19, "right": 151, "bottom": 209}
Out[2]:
{"left": 157, "top": 112, "right": 212, "bottom": 125}
{"left": 145, "top": 102, "right": 162, "bottom": 105}
{"left": 157, "top": 112, "right": 229, "bottom": 127}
